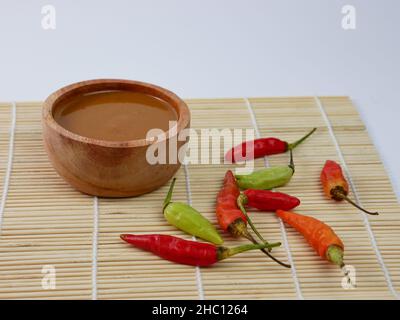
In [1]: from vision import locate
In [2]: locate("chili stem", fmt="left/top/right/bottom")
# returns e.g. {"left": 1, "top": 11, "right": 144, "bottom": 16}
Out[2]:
{"left": 237, "top": 195, "right": 269, "bottom": 248}
{"left": 341, "top": 194, "right": 379, "bottom": 215}
{"left": 288, "top": 128, "right": 317, "bottom": 150}
{"left": 236, "top": 191, "right": 291, "bottom": 268}
{"left": 243, "top": 230, "right": 291, "bottom": 268}
{"left": 163, "top": 178, "right": 176, "bottom": 211}
{"left": 225, "top": 242, "right": 281, "bottom": 258}
{"left": 288, "top": 149, "right": 295, "bottom": 172}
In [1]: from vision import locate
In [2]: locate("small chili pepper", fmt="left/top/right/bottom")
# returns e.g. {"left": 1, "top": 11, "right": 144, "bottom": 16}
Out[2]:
{"left": 216, "top": 170, "right": 291, "bottom": 268}
{"left": 237, "top": 189, "right": 301, "bottom": 212}
{"left": 276, "top": 210, "right": 344, "bottom": 264}
{"left": 120, "top": 234, "right": 280, "bottom": 267}
{"left": 235, "top": 150, "right": 295, "bottom": 190}
{"left": 225, "top": 128, "right": 316, "bottom": 162}
{"left": 276, "top": 209, "right": 353, "bottom": 286}
{"left": 321, "top": 160, "right": 379, "bottom": 215}
{"left": 163, "top": 178, "right": 223, "bottom": 245}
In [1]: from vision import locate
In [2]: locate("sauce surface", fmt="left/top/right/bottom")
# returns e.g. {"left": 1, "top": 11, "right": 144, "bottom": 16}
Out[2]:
{"left": 53, "top": 90, "right": 177, "bottom": 141}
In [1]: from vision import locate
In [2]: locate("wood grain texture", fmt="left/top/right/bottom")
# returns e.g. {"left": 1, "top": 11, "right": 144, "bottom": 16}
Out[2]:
{"left": 0, "top": 97, "right": 398, "bottom": 299}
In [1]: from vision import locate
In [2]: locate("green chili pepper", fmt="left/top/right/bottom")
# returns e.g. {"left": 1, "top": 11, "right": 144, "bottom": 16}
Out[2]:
{"left": 163, "top": 178, "right": 223, "bottom": 245}
{"left": 235, "top": 150, "right": 295, "bottom": 190}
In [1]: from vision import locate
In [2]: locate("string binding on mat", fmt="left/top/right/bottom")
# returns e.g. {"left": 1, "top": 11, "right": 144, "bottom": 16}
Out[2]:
{"left": 243, "top": 97, "right": 304, "bottom": 300}
{"left": 183, "top": 164, "right": 205, "bottom": 300}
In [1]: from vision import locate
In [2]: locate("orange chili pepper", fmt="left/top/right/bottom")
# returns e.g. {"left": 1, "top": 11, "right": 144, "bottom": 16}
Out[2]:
{"left": 321, "top": 160, "right": 378, "bottom": 215}
{"left": 276, "top": 210, "right": 344, "bottom": 266}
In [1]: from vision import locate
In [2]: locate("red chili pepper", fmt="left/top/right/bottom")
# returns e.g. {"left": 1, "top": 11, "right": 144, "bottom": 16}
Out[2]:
{"left": 216, "top": 170, "right": 245, "bottom": 231}
{"left": 120, "top": 234, "right": 280, "bottom": 267}
{"left": 216, "top": 170, "right": 291, "bottom": 268}
{"left": 238, "top": 189, "right": 300, "bottom": 212}
{"left": 276, "top": 210, "right": 345, "bottom": 266}
{"left": 321, "top": 160, "right": 378, "bottom": 215}
{"left": 225, "top": 128, "right": 316, "bottom": 162}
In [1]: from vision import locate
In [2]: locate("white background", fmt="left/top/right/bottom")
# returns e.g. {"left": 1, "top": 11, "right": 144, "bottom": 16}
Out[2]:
{"left": 0, "top": 0, "right": 399, "bottom": 198}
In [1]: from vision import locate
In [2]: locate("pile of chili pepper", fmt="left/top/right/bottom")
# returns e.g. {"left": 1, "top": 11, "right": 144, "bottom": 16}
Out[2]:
{"left": 119, "top": 127, "right": 377, "bottom": 285}
{"left": 121, "top": 177, "right": 284, "bottom": 267}
{"left": 216, "top": 170, "right": 290, "bottom": 268}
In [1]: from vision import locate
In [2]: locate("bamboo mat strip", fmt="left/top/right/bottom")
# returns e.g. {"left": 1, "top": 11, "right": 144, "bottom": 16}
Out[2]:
{"left": 314, "top": 96, "right": 399, "bottom": 299}
{"left": 182, "top": 164, "right": 205, "bottom": 300}
{"left": 0, "top": 97, "right": 399, "bottom": 299}
{"left": 244, "top": 97, "right": 303, "bottom": 300}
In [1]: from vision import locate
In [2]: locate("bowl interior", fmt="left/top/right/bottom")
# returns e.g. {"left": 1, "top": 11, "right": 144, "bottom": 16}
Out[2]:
{"left": 44, "top": 79, "right": 190, "bottom": 148}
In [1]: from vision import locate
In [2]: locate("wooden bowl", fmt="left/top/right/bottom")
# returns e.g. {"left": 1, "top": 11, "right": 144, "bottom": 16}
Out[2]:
{"left": 42, "top": 79, "right": 190, "bottom": 197}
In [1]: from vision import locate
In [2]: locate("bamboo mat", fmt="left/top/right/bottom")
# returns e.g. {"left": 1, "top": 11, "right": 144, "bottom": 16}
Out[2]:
{"left": 0, "top": 97, "right": 399, "bottom": 300}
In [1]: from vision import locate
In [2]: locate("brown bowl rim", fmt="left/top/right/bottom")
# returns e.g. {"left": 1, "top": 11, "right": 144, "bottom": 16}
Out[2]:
{"left": 43, "top": 79, "right": 190, "bottom": 148}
